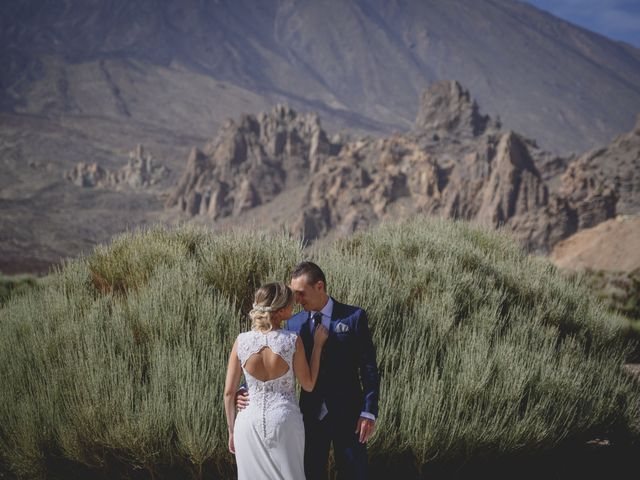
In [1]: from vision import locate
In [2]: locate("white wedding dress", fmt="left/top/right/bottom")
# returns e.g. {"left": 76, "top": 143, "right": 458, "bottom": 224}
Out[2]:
{"left": 234, "top": 329, "right": 306, "bottom": 480}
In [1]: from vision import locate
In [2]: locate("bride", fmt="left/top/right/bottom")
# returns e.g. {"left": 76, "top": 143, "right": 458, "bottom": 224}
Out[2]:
{"left": 223, "top": 282, "right": 328, "bottom": 479}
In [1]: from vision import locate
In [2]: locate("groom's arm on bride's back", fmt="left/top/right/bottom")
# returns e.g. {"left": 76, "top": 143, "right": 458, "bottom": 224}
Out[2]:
{"left": 231, "top": 337, "right": 249, "bottom": 411}
{"left": 355, "top": 309, "right": 380, "bottom": 418}
{"left": 235, "top": 384, "right": 249, "bottom": 410}
{"left": 235, "top": 375, "right": 249, "bottom": 411}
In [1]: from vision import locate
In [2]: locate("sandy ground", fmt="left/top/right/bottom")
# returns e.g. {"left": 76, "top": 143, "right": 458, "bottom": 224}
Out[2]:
{"left": 550, "top": 216, "right": 640, "bottom": 272}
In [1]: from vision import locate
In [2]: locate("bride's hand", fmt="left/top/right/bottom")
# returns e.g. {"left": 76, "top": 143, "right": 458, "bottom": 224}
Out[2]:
{"left": 228, "top": 433, "right": 235, "bottom": 454}
{"left": 314, "top": 324, "right": 329, "bottom": 347}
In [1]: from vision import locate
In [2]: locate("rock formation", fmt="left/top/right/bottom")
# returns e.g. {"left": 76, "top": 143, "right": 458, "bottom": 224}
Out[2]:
{"left": 168, "top": 80, "right": 638, "bottom": 254}
{"left": 413, "top": 80, "right": 499, "bottom": 139}
{"left": 65, "top": 145, "right": 168, "bottom": 189}
{"left": 559, "top": 113, "right": 640, "bottom": 219}
{"left": 65, "top": 162, "right": 110, "bottom": 188}
{"left": 165, "top": 104, "right": 340, "bottom": 219}
{"left": 291, "top": 81, "right": 631, "bottom": 252}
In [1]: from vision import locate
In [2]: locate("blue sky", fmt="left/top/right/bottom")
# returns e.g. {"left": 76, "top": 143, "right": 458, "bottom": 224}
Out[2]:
{"left": 523, "top": 0, "right": 640, "bottom": 48}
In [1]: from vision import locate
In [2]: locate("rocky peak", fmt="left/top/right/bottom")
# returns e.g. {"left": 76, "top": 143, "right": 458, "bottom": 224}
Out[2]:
{"left": 166, "top": 104, "right": 341, "bottom": 219}
{"left": 476, "top": 132, "right": 548, "bottom": 226}
{"left": 413, "top": 80, "right": 499, "bottom": 139}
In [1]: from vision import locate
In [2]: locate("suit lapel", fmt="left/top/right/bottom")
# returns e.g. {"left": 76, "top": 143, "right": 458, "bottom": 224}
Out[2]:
{"left": 330, "top": 297, "right": 343, "bottom": 331}
{"left": 328, "top": 298, "right": 345, "bottom": 349}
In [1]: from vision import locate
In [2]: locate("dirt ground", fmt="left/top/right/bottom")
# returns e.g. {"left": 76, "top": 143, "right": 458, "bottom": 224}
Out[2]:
{"left": 550, "top": 216, "right": 640, "bottom": 272}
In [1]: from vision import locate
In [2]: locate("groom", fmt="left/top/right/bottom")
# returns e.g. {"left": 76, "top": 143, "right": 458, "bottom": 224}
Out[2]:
{"left": 288, "top": 261, "right": 379, "bottom": 479}
{"left": 238, "top": 261, "right": 380, "bottom": 479}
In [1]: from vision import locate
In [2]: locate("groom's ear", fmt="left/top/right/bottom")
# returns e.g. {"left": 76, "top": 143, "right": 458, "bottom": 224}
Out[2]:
{"left": 316, "top": 280, "right": 326, "bottom": 292}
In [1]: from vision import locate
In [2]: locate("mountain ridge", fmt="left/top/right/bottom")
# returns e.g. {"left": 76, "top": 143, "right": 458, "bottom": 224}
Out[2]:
{"left": 3, "top": 0, "right": 640, "bottom": 152}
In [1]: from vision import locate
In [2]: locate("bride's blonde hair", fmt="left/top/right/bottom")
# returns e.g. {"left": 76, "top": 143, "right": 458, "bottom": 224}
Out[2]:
{"left": 249, "top": 282, "right": 294, "bottom": 332}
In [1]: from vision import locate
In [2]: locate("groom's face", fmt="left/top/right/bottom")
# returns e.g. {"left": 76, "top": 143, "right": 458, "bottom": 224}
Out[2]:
{"left": 290, "top": 274, "right": 326, "bottom": 312}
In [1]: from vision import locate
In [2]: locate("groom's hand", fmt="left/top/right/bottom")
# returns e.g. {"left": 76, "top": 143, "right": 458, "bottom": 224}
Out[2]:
{"left": 355, "top": 417, "right": 376, "bottom": 443}
{"left": 235, "top": 388, "right": 249, "bottom": 411}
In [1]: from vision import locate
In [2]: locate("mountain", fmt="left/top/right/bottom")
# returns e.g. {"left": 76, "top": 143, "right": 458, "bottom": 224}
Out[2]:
{"left": 2, "top": 0, "right": 640, "bottom": 152}
{"left": 2, "top": 0, "right": 640, "bottom": 273}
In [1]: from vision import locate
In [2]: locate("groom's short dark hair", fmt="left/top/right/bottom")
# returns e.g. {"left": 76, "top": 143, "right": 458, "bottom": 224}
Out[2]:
{"left": 291, "top": 261, "right": 326, "bottom": 288}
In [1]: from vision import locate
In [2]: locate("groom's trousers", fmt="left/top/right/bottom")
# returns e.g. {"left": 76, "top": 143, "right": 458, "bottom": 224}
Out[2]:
{"left": 304, "top": 413, "right": 368, "bottom": 480}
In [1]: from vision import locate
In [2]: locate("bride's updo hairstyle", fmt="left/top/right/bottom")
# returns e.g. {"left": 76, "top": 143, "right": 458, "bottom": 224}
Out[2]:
{"left": 249, "top": 282, "right": 294, "bottom": 332}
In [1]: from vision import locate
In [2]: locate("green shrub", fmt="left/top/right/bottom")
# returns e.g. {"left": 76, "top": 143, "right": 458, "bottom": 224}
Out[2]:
{"left": 317, "top": 219, "right": 639, "bottom": 464}
{"left": 0, "top": 272, "right": 39, "bottom": 306}
{"left": 577, "top": 268, "right": 640, "bottom": 361}
{"left": 581, "top": 268, "right": 640, "bottom": 320}
{"left": 0, "top": 220, "right": 638, "bottom": 479}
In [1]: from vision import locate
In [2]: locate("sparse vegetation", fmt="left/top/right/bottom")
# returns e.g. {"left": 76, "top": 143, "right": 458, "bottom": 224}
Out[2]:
{"left": 1, "top": 220, "right": 638, "bottom": 479}
{"left": 578, "top": 268, "right": 640, "bottom": 361}
{"left": 581, "top": 268, "right": 640, "bottom": 321}
{"left": 0, "top": 272, "right": 39, "bottom": 306}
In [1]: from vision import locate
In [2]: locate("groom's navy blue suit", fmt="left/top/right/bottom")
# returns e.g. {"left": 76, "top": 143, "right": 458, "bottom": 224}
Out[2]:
{"left": 285, "top": 298, "right": 379, "bottom": 480}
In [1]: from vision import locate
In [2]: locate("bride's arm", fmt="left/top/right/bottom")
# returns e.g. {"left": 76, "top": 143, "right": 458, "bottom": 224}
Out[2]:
{"left": 223, "top": 339, "right": 241, "bottom": 453}
{"left": 293, "top": 328, "right": 327, "bottom": 392}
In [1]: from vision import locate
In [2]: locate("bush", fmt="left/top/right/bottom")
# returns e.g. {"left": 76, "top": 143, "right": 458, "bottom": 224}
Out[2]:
{"left": 581, "top": 268, "right": 640, "bottom": 320}
{"left": 1, "top": 220, "right": 638, "bottom": 479}
{"left": 577, "top": 268, "right": 640, "bottom": 361}
{"left": 0, "top": 272, "right": 39, "bottom": 306}
{"left": 317, "top": 220, "right": 639, "bottom": 465}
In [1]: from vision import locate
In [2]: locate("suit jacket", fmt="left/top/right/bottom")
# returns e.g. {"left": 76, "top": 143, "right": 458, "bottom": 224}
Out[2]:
{"left": 285, "top": 298, "right": 380, "bottom": 422}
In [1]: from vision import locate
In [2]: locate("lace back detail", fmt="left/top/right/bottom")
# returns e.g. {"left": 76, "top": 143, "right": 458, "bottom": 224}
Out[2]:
{"left": 235, "top": 329, "right": 300, "bottom": 447}
{"left": 236, "top": 329, "right": 297, "bottom": 368}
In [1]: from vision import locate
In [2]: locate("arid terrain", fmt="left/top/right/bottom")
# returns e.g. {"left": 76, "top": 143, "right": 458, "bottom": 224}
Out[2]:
{"left": 551, "top": 216, "right": 640, "bottom": 272}
{"left": 1, "top": 0, "right": 639, "bottom": 276}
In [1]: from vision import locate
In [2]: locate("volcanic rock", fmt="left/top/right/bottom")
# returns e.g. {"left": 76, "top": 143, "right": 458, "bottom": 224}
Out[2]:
{"left": 65, "top": 162, "right": 109, "bottom": 188}
{"left": 292, "top": 81, "right": 626, "bottom": 252}
{"left": 414, "top": 80, "right": 499, "bottom": 139}
{"left": 169, "top": 80, "right": 636, "bottom": 256}
{"left": 166, "top": 104, "right": 340, "bottom": 220}
{"left": 64, "top": 145, "right": 167, "bottom": 189}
